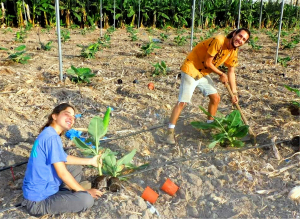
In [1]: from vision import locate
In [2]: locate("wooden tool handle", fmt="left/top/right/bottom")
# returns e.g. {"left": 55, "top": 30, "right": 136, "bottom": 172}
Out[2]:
{"left": 224, "top": 82, "right": 255, "bottom": 136}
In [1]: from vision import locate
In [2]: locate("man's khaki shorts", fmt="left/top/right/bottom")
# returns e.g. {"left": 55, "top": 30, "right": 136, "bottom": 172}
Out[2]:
{"left": 178, "top": 72, "right": 218, "bottom": 103}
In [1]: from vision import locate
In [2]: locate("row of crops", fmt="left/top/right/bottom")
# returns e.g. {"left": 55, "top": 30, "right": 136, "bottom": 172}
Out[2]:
{"left": 0, "top": 0, "right": 299, "bottom": 29}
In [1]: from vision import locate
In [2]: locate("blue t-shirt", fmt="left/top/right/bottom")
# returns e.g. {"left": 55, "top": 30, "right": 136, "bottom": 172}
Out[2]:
{"left": 22, "top": 126, "right": 68, "bottom": 202}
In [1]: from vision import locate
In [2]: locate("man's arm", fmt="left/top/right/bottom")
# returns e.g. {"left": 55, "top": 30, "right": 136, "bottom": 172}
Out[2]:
{"left": 227, "top": 66, "right": 238, "bottom": 104}
{"left": 65, "top": 155, "right": 100, "bottom": 167}
{"left": 204, "top": 53, "right": 228, "bottom": 83}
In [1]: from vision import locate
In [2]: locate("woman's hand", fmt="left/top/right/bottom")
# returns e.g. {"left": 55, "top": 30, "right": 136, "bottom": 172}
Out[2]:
{"left": 90, "top": 155, "right": 101, "bottom": 167}
{"left": 87, "top": 189, "right": 103, "bottom": 199}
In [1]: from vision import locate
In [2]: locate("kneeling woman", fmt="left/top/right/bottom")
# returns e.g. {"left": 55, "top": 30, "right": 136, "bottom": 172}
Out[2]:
{"left": 22, "top": 103, "right": 102, "bottom": 216}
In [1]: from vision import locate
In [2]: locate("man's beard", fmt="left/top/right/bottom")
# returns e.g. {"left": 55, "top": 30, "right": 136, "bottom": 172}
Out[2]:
{"left": 231, "top": 38, "right": 238, "bottom": 49}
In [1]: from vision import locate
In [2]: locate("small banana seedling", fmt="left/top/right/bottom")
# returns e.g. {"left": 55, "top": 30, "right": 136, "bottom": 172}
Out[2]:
{"left": 0, "top": 45, "right": 31, "bottom": 64}
{"left": 66, "top": 65, "right": 95, "bottom": 83}
{"left": 78, "top": 42, "right": 101, "bottom": 58}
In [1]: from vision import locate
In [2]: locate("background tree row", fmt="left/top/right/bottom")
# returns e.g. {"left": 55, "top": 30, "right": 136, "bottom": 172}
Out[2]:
{"left": 0, "top": 0, "right": 299, "bottom": 29}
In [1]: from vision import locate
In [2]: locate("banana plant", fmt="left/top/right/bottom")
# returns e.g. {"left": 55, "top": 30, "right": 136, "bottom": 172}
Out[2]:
{"left": 73, "top": 107, "right": 111, "bottom": 176}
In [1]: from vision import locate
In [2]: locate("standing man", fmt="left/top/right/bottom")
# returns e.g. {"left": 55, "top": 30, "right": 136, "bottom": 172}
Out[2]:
{"left": 166, "top": 28, "right": 251, "bottom": 144}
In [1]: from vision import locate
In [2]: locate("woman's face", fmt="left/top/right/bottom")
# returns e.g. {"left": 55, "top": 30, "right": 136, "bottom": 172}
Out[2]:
{"left": 51, "top": 107, "right": 75, "bottom": 134}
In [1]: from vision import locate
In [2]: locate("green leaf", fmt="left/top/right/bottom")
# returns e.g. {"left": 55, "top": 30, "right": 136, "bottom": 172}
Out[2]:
{"left": 231, "top": 139, "right": 244, "bottom": 147}
{"left": 116, "top": 149, "right": 137, "bottom": 166}
{"left": 15, "top": 45, "right": 26, "bottom": 51}
{"left": 103, "top": 107, "right": 111, "bottom": 129}
{"left": 104, "top": 153, "right": 117, "bottom": 167}
{"left": 208, "top": 140, "right": 219, "bottom": 149}
{"left": 284, "top": 85, "right": 300, "bottom": 97}
{"left": 0, "top": 46, "right": 8, "bottom": 50}
{"left": 73, "top": 137, "right": 95, "bottom": 152}
{"left": 161, "top": 61, "right": 166, "bottom": 68}
{"left": 233, "top": 125, "right": 249, "bottom": 138}
{"left": 160, "top": 13, "right": 170, "bottom": 20}
{"left": 88, "top": 116, "right": 107, "bottom": 146}
{"left": 191, "top": 121, "right": 220, "bottom": 130}
{"left": 291, "top": 101, "right": 300, "bottom": 107}
{"left": 226, "top": 110, "right": 242, "bottom": 127}
{"left": 198, "top": 106, "right": 212, "bottom": 118}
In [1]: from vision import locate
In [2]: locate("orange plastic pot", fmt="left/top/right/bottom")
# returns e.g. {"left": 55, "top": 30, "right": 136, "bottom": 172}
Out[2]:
{"left": 161, "top": 178, "right": 179, "bottom": 196}
{"left": 148, "top": 82, "right": 154, "bottom": 90}
{"left": 141, "top": 186, "right": 159, "bottom": 204}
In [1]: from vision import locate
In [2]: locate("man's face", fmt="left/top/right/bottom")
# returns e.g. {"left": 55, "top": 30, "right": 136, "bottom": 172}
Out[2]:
{"left": 231, "top": 30, "right": 249, "bottom": 48}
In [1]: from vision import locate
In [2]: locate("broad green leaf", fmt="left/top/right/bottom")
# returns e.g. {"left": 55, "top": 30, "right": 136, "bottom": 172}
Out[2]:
{"left": 161, "top": 61, "right": 166, "bottom": 68}
{"left": 226, "top": 110, "right": 242, "bottom": 127}
{"left": 88, "top": 116, "right": 107, "bottom": 146}
{"left": 233, "top": 125, "right": 249, "bottom": 138}
{"left": 160, "top": 13, "right": 170, "bottom": 20}
{"left": 73, "top": 137, "right": 95, "bottom": 153}
{"left": 191, "top": 121, "right": 220, "bottom": 130}
{"left": 104, "top": 154, "right": 117, "bottom": 167}
{"left": 116, "top": 149, "right": 137, "bottom": 166}
{"left": 0, "top": 46, "right": 8, "bottom": 50}
{"left": 15, "top": 45, "right": 26, "bottom": 51}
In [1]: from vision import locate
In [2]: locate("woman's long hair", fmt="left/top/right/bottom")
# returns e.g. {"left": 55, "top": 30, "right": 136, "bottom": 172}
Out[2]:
{"left": 40, "top": 103, "right": 75, "bottom": 133}
{"left": 226, "top": 28, "right": 251, "bottom": 43}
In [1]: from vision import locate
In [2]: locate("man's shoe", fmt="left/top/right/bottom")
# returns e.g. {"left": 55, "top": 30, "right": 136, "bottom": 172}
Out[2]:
{"left": 166, "top": 128, "right": 176, "bottom": 145}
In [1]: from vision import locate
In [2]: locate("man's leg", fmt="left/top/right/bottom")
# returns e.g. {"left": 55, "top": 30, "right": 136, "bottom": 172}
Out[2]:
{"left": 208, "top": 93, "right": 220, "bottom": 120}
{"left": 167, "top": 73, "right": 197, "bottom": 144}
{"left": 196, "top": 75, "right": 219, "bottom": 122}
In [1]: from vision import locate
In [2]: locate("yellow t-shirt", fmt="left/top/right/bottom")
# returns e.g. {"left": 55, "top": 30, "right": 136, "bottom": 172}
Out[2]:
{"left": 180, "top": 35, "right": 238, "bottom": 80}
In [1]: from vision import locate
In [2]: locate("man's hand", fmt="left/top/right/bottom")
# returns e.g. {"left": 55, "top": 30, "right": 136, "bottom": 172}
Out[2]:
{"left": 87, "top": 189, "right": 103, "bottom": 199}
{"left": 90, "top": 155, "right": 101, "bottom": 167}
{"left": 219, "top": 73, "right": 228, "bottom": 83}
{"left": 232, "top": 93, "right": 238, "bottom": 104}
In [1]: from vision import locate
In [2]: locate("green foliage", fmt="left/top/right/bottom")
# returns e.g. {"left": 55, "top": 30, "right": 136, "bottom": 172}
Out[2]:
{"left": 66, "top": 65, "right": 95, "bottom": 83}
{"left": 25, "top": 23, "right": 33, "bottom": 31}
{"left": 80, "top": 28, "right": 87, "bottom": 35}
{"left": 284, "top": 85, "right": 300, "bottom": 108}
{"left": 248, "top": 36, "right": 262, "bottom": 50}
{"left": 78, "top": 42, "right": 101, "bottom": 59}
{"left": 266, "top": 31, "right": 278, "bottom": 42}
{"left": 0, "top": 45, "right": 31, "bottom": 64}
{"left": 3, "top": 28, "right": 12, "bottom": 34}
{"left": 107, "top": 26, "right": 116, "bottom": 34}
{"left": 160, "top": 33, "right": 169, "bottom": 41}
{"left": 277, "top": 56, "right": 291, "bottom": 67}
{"left": 98, "top": 34, "right": 111, "bottom": 48}
{"left": 41, "top": 41, "right": 53, "bottom": 51}
{"left": 191, "top": 106, "right": 249, "bottom": 148}
{"left": 102, "top": 149, "right": 137, "bottom": 177}
{"left": 60, "top": 29, "right": 70, "bottom": 42}
{"left": 141, "top": 37, "right": 161, "bottom": 56}
{"left": 174, "top": 35, "right": 187, "bottom": 46}
{"left": 130, "top": 33, "right": 138, "bottom": 41}
{"left": 152, "top": 61, "right": 168, "bottom": 77}
{"left": 73, "top": 108, "right": 111, "bottom": 175}
{"left": 146, "top": 28, "right": 155, "bottom": 35}
{"left": 176, "top": 28, "right": 186, "bottom": 34}
{"left": 70, "top": 24, "right": 79, "bottom": 29}
{"left": 14, "top": 29, "right": 27, "bottom": 42}
{"left": 281, "top": 35, "right": 299, "bottom": 49}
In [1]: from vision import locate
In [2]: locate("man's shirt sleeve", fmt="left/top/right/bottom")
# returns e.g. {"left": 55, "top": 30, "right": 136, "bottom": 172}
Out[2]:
{"left": 206, "top": 38, "right": 222, "bottom": 57}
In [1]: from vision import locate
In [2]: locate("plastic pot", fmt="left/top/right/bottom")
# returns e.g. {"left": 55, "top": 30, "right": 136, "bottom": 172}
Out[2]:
{"left": 161, "top": 178, "right": 179, "bottom": 196}
{"left": 141, "top": 186, "right": 159, "bottom": 204}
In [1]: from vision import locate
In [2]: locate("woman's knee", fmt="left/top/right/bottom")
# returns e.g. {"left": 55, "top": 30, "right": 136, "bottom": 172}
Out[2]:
{"left": 78, "top": 192, "right": 94, "bottom": 209}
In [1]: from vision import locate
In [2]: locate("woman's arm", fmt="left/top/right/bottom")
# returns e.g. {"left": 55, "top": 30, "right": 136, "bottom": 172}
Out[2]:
{"left": 54, "top": 161, "right": 103, "bottom": 198}
{"left": 65, "top": 155, "right": 100, "bottom": 167}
